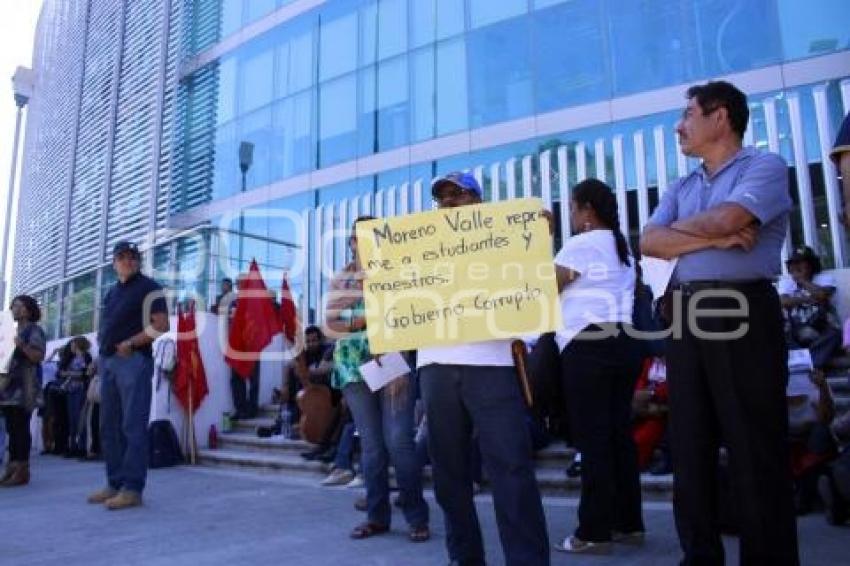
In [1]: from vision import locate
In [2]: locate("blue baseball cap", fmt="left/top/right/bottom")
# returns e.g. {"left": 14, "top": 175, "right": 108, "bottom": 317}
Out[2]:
{"left": 432, "top": 171, "right": 483, "bottom": 199}
{"left": 112, "top": 240, "right": 140, "bottom": 258}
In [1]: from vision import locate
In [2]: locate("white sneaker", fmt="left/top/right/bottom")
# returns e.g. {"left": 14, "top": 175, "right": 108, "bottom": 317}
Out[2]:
{"left": 554, "top": 535, "right": 612, "bottom": 554}
{"left": 345, "top": 475, "right": 365, "bottom": 488}
{"left": 321, "top": 469, "right": 355, "bottom": 486}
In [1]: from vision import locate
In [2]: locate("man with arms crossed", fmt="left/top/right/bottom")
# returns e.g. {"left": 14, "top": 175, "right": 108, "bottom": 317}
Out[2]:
{"left": 641, "top": 81, "right": 799, "bottom": 565}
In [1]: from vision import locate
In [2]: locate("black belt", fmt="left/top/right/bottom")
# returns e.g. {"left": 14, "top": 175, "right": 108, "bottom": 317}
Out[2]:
{"left": 671, "top": 279, "right": 773, "bottom": 296}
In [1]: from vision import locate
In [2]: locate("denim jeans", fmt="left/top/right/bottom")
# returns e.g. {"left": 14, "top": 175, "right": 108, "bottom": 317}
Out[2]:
{"left": 419, "top": 364, "right": 550, "bottom": 566}
{"left": 342, "top": 377, "right": 429, "bottom": 529}
{"left": 333, "top": 422, "right": 358, "bottom": 471}
{"left": 100, "top": 353, "right": 153, "bottom": 493}
{"left": 0, "top": 414, "right": 6, "bottom": 464}
{"left": 66, "top": 385, "right": 86, "bottom": 453}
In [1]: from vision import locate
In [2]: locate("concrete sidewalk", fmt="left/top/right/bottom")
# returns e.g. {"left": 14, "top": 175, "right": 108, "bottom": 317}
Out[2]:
{"left": 1, "top": 455, "right": 847, "bottom": 565}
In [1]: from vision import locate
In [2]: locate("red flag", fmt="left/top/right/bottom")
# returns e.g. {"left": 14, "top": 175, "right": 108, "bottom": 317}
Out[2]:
{"left": 225, "top": 260, "right": 279, "bottom": 379}
{"left": 279, "top": 274, "right": 298, "bottom": 343}
{"left": 174, "top": 302, "right": 209, "bottom": 412}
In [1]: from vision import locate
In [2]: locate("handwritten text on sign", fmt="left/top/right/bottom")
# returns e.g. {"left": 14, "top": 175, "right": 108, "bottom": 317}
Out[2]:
{"left": 356, "top": 198, "right": 562, "bottom": 353}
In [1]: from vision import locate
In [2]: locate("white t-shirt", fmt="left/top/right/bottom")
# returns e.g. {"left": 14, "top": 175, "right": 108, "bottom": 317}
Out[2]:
{"left": 417, "top": 340, "right": 515, "bottom": 368}
{"left": 776, "top": 272, "right": 836, "bottom": 295}
{"left": 554, "top": 229, "right": 635, "bottom": 352}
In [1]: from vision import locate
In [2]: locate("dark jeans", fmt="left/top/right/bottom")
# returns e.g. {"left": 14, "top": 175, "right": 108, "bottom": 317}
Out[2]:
{"left": 45, "top": 384, "right": 68, "bottom": 453}
{"left": 2, "top": 406, "right": 32, "bottom": 462}
{"left": 231, "top": 364, "right": 260, "bottom": 418}
{"left": 667, "top": 284, "right": 799, "bottom": 566}
{"left": 100, "top": 353, "right": 154, "bottom": 494}
{"left": 333, "top": 421, "right": 358, "bottom": 471}
{"left": 420, "top": 364, "right": 549, "bottom": 566}
{"left": 560, "top": 325, "right": 644, "bottom": 542}
{"left": 343, "top": 378, "right": 429, "bottom": 529}
{"left": 66, "top": 384, "right": 86, "bottom": 452}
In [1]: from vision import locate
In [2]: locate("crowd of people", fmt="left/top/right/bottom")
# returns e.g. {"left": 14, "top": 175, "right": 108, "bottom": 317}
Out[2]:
{"left": 3, "top": 80, "right": 850, "bottom": 565}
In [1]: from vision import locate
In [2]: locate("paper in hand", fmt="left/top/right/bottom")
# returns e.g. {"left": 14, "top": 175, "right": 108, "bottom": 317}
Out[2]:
{"left": 360, "top": 352, "right": 411, "bottom": 392}
{"left": 640, "top": 256, "right": 678, "bottom": 300}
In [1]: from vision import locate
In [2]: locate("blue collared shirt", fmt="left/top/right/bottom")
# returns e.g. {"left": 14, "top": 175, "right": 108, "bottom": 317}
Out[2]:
{"left": 647, "top": 147, "right": 791, "bottom": 282}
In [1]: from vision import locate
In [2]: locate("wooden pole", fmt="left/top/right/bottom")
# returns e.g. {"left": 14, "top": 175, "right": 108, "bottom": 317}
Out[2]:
{"left": 187, "top": 370, "right": 196, "bottom": 464}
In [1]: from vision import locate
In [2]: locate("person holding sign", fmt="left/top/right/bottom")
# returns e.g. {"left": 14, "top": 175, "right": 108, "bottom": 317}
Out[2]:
{"left": 325, "top": 216, "right": 430, "bottom": 543}
{"left": 552, "top": 179, "right": 644, "bottom": 554}
{"left": 416, "top": 173, "right": 550, "bottom": 566}
{"left": 0, "top": 295, "right": 46, "bottom": 487}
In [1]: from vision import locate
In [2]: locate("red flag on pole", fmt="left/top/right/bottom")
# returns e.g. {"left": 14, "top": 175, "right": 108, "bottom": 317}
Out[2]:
{"left": 174, "top": 302, "right": 209, "bottom": 412}
{"left": 225, "top": 260, "right": 279, "bottom": 379}
{"left": 279, "top": 274, "right": 298, "bottom": 343}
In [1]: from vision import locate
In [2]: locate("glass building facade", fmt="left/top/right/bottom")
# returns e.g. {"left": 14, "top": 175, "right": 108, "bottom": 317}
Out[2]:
{"left": 12, "top": 0, "right": 850, "bottom": 340}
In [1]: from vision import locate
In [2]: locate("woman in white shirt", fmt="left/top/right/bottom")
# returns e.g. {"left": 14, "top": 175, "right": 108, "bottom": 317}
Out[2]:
{"left": 553, "top": 179, "right": 644, "bottom": 554}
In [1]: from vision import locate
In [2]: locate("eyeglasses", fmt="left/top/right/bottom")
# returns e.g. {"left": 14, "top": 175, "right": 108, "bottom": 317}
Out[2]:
{"left": 433, "top": 187, "right": 477, "bottom": 205}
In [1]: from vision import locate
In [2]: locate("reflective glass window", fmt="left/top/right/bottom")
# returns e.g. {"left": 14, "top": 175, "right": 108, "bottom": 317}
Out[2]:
{"left": 358, "top": 65, "right": 377, "bottom": 156}
{"left": 469, "top": 0, "right": 526, "bottom": 29}
{"left": 245, "top": 0, "right": 276, "bottom": 25}
{"left": 319, "top": 11, "right": 357, "bottom": 81}
{"left": 275, "top": 42, "right": 291, "bottom": 98}
{"left": 691, "top": 0, "right": 782, "bottom": 75}
{"left": 217, "top": 57, "right": 238, "bottom": 125}
{"left": 240, "top": 48, "right": 274, "bottom": 113}
{"left": 435, "top": 0, "right": 464, "bottom": 40}
{"left": 411, "top": 46, "right": 435, "bottom": 142}
{"left": 378, "top": 0, "right": 407, "bottom": 60}
{"left": 212, "top": 121, "right": 240, "bottom": 201}
{"left": 779, "top": 0, "right": 850, "bottom": 61}
{"left": 221, "top": 0, "right": 243, "bottom": 38}
{"left": 607, "top": 0, "right": 782, "bottom": 97}
{"left": 410, "top": 0, "right": 436, "bottom": 48}
{"left": 319, "top": 73, "right": 358, "bottom": 166}
{"left": 436, "top": 38, "right": 468, "bottom": 135}
{"left": 271, "top": 90, "right": 315, "bottom": 180}
{"left": 359, "top": 1, "right": 378, "bottom": 66}
{"left": 533, "top": 0, "right": 610, "bottom": 112}
{"left": 533, "top": 0, "right": 569, "bottom": 8}
{"left": 377, "top": 55, "right": 409, "bottom": 151}
{"left": 289, "top": 29, "right": 315, "bottom": 93}
{"left": 467, "top": 17, "right": 532, "bottom": 128}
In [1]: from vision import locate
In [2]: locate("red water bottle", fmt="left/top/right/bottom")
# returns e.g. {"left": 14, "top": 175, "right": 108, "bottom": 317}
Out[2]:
{"left": 208, "top": 424, "right": 218, "bottom": 449}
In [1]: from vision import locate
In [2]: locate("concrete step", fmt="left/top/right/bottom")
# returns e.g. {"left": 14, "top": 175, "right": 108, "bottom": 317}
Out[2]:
{"left": 197, "top": 445, "right": 672, "bottom": 499}
{"left": 232, "top": 417, "right": 277, "bottom": 433}
{"left": 218, "top": 432, "right": 317, "bottom": 454}
{"left": 198, "top": 447, "right": 329, "bottom": 479}
{"left": 828, "top": 375, "right": 850, "bottom": 394}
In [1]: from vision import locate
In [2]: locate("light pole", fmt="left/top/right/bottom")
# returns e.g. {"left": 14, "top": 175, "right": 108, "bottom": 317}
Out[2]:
{"left": 0, "top": 71, "right": 31, "bottom": 309}
{"left": 237, "top": 141, "right": 253, "bottom": 266}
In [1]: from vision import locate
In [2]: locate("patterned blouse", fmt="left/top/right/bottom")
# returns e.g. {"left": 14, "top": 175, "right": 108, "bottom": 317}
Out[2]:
{"left": 328, "top": 261, "right": 372, "bottom": 390}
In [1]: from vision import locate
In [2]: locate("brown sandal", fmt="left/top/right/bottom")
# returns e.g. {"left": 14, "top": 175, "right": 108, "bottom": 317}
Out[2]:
{"left": 350, "top": 521, "right": 390, "bottom": 539}
{"left": 409, "top": 525, "right": 431, "bottom": 543}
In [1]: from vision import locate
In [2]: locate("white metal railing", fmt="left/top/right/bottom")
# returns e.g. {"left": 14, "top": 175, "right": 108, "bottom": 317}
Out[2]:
{"left": 303, "top": 81, "right": 850, "bottom": 323}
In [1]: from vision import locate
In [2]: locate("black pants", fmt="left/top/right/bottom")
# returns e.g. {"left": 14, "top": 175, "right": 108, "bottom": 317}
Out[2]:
{"left": 561, "top": 325, "right": 644, "bottom": 542}
{"left": 667, "top": 284, "right": 799, "bottom": 565}
{"left": 3, "top": 406, "right": 32, "bottom": 462}
{"left": 230, "top": 363, "right": 260, "bottom": 418}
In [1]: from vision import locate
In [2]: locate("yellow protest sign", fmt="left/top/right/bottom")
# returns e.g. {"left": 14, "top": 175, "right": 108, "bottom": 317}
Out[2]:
{"left": 355, "top": 197, "right": 562, "bottom": 353}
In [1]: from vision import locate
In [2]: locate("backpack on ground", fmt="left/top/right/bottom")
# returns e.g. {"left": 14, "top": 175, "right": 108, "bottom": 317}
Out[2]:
{"left": 148, "top": 419, "right": 183, "bottom": 468}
